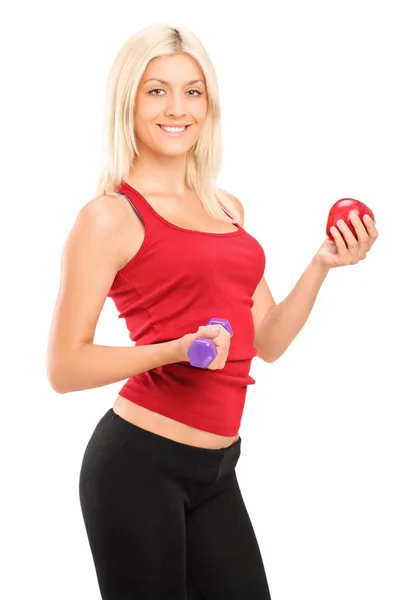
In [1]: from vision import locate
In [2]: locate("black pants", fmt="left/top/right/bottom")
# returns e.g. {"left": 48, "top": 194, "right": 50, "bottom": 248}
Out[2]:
{"left": 79, "top": 408, "right": 272, "bottom": 599}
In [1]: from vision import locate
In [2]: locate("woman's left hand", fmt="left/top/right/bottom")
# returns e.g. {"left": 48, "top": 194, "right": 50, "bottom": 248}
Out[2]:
{"left": 313, "top": 211, "right": 379, "bottom": 269}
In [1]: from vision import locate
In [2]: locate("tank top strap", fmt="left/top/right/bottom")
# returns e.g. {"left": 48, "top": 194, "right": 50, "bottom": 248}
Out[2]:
{"left": 117, "top": 181, "right": 238, "bottom": 229}
{"left": 219, "top": 204, "right": 235, "bottom": 222}
{"left": 116, "top": 181, "right": 159, "bottom": 227}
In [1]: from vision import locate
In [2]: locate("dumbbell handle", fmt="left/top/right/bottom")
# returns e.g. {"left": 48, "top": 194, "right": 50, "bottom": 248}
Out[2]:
{"left": 185, "top": 318, "right": 233, "bottom": 369}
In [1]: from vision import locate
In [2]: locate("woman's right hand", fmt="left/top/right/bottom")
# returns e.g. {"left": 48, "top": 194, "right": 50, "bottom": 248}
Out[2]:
{"left": 173, "top": 324, "right": 232, "bottom": 370}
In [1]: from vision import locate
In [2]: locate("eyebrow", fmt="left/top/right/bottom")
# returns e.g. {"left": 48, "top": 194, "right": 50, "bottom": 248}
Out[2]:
{"left": 143, "top": 78, "right": 205, "bottom": 86}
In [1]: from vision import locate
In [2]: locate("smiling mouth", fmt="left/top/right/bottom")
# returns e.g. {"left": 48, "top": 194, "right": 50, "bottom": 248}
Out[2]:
{"left": 157, "top": 124, "right": 191, "bottom": 128}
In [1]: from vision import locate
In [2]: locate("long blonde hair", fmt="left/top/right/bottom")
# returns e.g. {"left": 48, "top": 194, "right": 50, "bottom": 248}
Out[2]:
{"left": 94, "top": 24, "right": 241, "bottom": 225}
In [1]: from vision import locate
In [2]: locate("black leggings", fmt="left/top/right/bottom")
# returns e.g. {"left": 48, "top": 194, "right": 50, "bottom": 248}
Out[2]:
{"left": 79, "top": 408, "right": 272, "bottom": 599}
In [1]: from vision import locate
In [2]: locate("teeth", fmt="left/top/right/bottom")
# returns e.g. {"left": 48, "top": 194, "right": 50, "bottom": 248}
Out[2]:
{"left": 160, "top": 125, "right": 187, "bottom": 132}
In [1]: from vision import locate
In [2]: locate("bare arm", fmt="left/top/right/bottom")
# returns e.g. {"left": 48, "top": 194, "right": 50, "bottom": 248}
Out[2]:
{"left": 256, "top": 257, "right": 330, "bottom": 363}
{"left": 46, "top": 195, "right": 177, "bottom": 394}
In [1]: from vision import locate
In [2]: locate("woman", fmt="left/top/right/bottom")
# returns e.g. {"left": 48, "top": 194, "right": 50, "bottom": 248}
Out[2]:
{"left": 47, "top": 24, "right": 378, "bottom": 600}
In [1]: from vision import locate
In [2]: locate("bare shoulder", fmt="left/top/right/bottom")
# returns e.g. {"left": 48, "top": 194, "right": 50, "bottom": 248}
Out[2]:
{"left": 63, "top": 192, "right": 138, "bottom": 275}
{"left": 79, "top": 193, "right": 129, "bottom": 229}
{"left": 217, "top": 188, "right": 245, "bottom": 227}
{"left": 47, "top": 193, "right": 134, "bottom": 371}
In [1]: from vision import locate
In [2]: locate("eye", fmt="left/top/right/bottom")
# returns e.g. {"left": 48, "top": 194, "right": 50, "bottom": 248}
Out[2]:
{"left": 147, "top": 88, "right": 204, "bottom": 97}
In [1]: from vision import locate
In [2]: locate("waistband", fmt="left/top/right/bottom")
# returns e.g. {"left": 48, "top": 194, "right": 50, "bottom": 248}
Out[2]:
{"left": 107, "top": 408, "right": 241, "bottom": 475}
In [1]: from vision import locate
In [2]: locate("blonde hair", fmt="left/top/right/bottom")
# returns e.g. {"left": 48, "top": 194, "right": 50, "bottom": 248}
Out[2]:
{"left": 94, "top": 23, "right": 241, "bottom": 225}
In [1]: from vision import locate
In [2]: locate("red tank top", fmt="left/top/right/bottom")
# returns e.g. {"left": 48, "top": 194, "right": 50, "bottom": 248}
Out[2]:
{"left": 107, "top": 181, "right": 266, "bottom": 436}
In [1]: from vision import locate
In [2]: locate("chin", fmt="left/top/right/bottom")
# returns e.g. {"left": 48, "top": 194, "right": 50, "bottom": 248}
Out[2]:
{"left": 154, "top": 145, "right": 193, "bottom": 157}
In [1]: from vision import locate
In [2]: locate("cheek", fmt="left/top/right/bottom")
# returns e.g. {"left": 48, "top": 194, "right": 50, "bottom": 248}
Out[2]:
{"left": 196, "top": 99, "right": 208, "bottom": 122}
{"left": 134, "top": 116, "right": 157, "bottom": 143}
{"left": 189, "top": 105, "right": 207, "bottom": 126}
{"left": 134, "top": 97, "right": 158, "bottom": 125}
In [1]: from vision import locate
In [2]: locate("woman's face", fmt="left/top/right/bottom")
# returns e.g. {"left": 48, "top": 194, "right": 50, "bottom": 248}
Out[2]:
{"left": 134, "top": 53, "right": 208, "bottom": 157}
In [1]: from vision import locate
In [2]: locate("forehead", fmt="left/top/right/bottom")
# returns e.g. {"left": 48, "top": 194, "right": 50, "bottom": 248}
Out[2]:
{"left": 142, "top": 53, "right": 205, "bottom": 83}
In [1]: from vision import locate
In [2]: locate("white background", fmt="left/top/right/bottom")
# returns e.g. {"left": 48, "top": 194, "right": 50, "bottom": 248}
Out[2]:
{"left": 2, "top": 1, "right": 399, "bottom": 599}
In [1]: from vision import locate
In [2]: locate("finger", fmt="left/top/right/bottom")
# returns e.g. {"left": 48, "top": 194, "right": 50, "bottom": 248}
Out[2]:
{"left": 362, "top": 214, "right": 379, "bottom": 243}
{"left": 211, "top": 333, "right": 231, "bottom": 368}
{"left": 336, "top": 219, "right": 359, "bottom": 259}
{"left": 213, "top": 334, "right": 231, "bottom": 354}
{"left": 218, "top": 325, "right": 231, "bottom": 337}
{"left": 349, "top": 212, "right": 369, "bottom": 258}
{"left": 208, "top": 346, "right": 228, "bottom": 369}
{"left": 330, "top": 225, "right": 348, "bottom": 256}
{"left": 197, "top": 325, "right": 219, "bottom": 337}
{"left": 349, "top": 211, "right": 369, "bottom": 243}
{"left": 199, "top": 324, "right": 231, "bottom": 338}
{"left": 194, "top": 326, "right": 230, "bottom": 370}
{"left": 363, "top": 213, "right": 377, "bottom": 226}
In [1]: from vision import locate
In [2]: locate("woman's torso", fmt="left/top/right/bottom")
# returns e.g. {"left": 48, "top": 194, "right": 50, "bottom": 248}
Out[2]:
{"left": 112, "top": 181, "right": 241, "bottom": 450}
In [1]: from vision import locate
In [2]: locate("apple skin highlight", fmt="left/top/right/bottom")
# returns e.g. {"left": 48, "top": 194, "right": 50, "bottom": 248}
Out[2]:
{"left": 326, "top": 198, "right": 375, "bottom": 241}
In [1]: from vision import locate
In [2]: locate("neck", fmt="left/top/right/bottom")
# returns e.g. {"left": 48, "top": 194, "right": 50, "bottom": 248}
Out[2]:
{"left": 128, "top": 143, "right": 190, "bottom": 196}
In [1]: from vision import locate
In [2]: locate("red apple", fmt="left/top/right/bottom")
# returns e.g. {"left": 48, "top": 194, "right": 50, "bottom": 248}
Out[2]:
{"left": 326, "top": 198, "right": 375, "bottom": 242}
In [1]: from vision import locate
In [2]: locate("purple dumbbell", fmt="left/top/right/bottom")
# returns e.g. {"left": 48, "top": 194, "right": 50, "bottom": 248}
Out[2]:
{"left": 186, "top": 318, "right": 233, "bottom": 369}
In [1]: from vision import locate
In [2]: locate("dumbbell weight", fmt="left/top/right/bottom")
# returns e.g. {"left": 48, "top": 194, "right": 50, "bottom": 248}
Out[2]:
{"left": 186, "top": 318, "right": 233, "bottom": 368}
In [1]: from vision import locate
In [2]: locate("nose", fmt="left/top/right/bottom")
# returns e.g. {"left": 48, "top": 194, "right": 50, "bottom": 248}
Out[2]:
{"left": 164, "top": 90, "right": 187, "bottom": 118}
